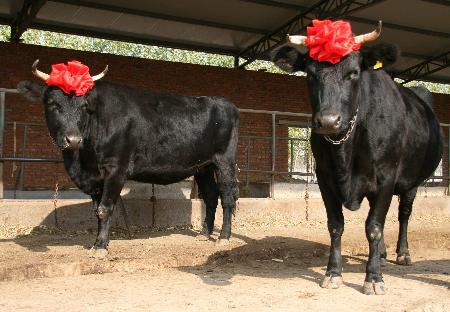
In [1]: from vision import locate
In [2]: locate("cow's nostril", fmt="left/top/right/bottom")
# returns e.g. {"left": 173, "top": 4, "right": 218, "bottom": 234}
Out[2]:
{"left": 314, "top": 111, "right": 341, "bottom": 134}
{"left": 335, "top": 115, "right": 342, "bottom": 127}
{"left": 316, "top": 119, "right": 322, "bottom": 128}
{"left": 65, "top": 135, "right": 82, "bottom": 149}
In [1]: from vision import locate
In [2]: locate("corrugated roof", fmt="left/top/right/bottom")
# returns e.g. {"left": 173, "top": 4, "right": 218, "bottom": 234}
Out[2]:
{"left": 1, "top": 0, "right": 449, "bottom": 83}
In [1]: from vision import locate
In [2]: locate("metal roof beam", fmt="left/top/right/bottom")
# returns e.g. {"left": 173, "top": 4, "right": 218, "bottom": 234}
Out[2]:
{"left": 0, "top": 15, "right": 13, "bottom": 26}
{"left": 236, "top": 0, "right": 386, "bottom": 68}
{"left": 239, "top": 0, "right": 306, "bottom": 10}
{"left": 10, "top": 0, "right": 47, "bottom": 42}
{"left": 347, "top": 16, "right": 450, "bottom": 38}
{"left": 394, "top": 51, "right": 450, "bottom": 83}
{"left": 419, "top": 0, "right": 450, "bottom": 6}
{"left": 29, "top": 21, "right": 240, "bottom": 56}
{"left": 49, "top": 0, "right": 268, "bottom": 34}
{"left": 402, "top": 51, "right": 433, "bottom": 60}
{"left": 241, "top": 1, "right": 450, "bottom": 39}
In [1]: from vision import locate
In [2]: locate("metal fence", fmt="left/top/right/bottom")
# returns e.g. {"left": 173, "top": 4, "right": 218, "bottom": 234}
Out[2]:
{"left": 0, "top": 88, "right": 449, "bottom": 199}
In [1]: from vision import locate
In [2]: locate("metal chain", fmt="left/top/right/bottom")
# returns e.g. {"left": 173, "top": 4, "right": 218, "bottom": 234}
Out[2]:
{"left": 324, "top": 106, "right": 359, "bottom": 145}
{"left": 53, "top": 181, "right": 60, "bottom": 228}
{"left": 53, "top": 182, "right": 59, "bottom": 209}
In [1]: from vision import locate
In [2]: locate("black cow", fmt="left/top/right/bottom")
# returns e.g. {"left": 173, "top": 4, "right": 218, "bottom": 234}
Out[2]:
{"left": 272, "top": 23, "right": 443, "bottom": 294}
{"left": 18, "top": 60, "right": 239, "bottom": 257}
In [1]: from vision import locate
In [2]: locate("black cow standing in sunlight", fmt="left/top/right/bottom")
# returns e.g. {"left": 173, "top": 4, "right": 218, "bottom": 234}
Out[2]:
{"left": 272, "top": 21, "right": 443, "bottom": 295}
{"left": 18, "top": 60, "right": 239, "bottom": 257}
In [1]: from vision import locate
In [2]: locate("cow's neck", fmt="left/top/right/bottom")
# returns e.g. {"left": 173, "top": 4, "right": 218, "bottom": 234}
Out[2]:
{"left": 323, "top": 70, "right": 392, "bottom": 209}
{"left": 329, "top": 129, "right": 359, "bottom": 203}
{"left": 61, "top": 114, "right": 101, "bottom": 195}
{"left": 325, "top": 84, "right": 368, "bottom": 209}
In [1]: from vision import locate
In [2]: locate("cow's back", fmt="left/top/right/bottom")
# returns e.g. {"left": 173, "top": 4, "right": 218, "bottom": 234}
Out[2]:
{"left": 89, "top": 81, "right": 239, "bottom": 184}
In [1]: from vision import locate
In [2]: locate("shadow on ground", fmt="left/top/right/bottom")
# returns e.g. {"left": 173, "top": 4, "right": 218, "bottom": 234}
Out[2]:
{"left": 179, "top": 235, "right": 450, "bottom": 292}
{"left": 0, "top": 183, "right": 202, "bottom": 252}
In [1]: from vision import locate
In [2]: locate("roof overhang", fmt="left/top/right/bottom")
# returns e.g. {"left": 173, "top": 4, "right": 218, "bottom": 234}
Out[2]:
{"left": 1, "top": 0, "right": 449, "bottom": 83}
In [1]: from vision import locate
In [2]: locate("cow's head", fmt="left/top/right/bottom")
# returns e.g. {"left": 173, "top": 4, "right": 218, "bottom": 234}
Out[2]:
{"left": 17, "top": 60, "right": 108, "bottom": 150}
{"left": 272, "top": 21, "right": 398, "bottom": 137}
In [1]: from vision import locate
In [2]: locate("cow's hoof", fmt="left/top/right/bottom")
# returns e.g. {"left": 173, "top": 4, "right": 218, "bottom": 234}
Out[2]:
{"left": 320, "top": 275, "right": 343, "bottom": 289}
{"left": 216, "top": 238, "right": 231, "bottom": 246}
{"left": 362, "top": 281, "right": 385, "bottom": 295}
{"left": 196, "top": 232, "right": 212, "bottom": 242}
{"left": 380, "top": 257, "right": 387, "bottom": 267}
{"left": 89, "top": 247, "right": 108, "bottom": 259}
{"left": 396, "top": 254, "right": 412, "bottom": 266}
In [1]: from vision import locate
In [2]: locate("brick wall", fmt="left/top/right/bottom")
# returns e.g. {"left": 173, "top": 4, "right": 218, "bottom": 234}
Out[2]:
{"left": 0, "top": 42, "right": 448, "bottom": 190}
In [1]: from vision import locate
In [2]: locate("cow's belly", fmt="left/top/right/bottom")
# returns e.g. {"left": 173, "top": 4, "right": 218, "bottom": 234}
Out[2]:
{"left": 128, "top": 158, "right": 212, "bottom": 185}
{"left": 129, "top": 169, "right": 195, "bottom": 185}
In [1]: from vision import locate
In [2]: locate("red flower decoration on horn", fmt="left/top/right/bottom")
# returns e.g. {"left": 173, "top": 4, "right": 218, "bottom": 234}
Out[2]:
{"left": 306, "top": 20, "right": 361, "bottom": 64}
{"left": 45, "top": 61, "right": 94, "bottom": 96}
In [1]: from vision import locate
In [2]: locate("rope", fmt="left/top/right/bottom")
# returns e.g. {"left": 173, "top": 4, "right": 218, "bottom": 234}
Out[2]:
{"left": 53, "top": 181, "right": 60, "bottom": 229}
{"left": 11, "top": 122, "right": 17, "bottom": 178}
{"left": 304, "top": 119, "right": 311, "bottom": 221}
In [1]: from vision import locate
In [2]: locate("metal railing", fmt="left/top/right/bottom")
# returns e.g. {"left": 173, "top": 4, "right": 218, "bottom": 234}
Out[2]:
{"left": 0, "top": 89, "right": 448, "bottom": 198}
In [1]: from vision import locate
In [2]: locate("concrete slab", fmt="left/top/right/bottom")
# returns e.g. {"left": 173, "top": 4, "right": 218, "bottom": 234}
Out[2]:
{"left": 0, "top": 194, "right": 448, "bottom": 232}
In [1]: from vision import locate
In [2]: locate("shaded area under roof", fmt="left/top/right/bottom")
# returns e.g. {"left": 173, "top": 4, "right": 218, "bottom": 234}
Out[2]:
{"left": 0, "top": 0, "right": 449, "bottom": 83}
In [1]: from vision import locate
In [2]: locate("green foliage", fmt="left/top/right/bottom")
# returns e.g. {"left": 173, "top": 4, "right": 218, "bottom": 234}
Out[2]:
{"left": 0, "top": 25, "right": 9, "bottom": 41}
{"left": 0, "top": 24, "right": 234, "bottom": 68}
{"left": 403, "top": 80, "right": 450, "bottom": 95}
{"left": 288, "top": 127, "right": 314, "bottom": 179}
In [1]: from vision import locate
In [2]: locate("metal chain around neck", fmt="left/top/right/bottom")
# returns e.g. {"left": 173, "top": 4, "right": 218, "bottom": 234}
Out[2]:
{"left": 324, "top": 106, "right": 359, "bottom": 145}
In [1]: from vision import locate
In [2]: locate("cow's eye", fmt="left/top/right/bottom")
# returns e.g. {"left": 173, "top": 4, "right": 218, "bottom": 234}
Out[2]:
{"left": 47, "top": 102, "right": 61, "bottom": 112}
{"left": 307, "top": 73, "right": 317, "bottom": 82}
{"left": 346, "top": 70, "right": 359, "bottom": 80}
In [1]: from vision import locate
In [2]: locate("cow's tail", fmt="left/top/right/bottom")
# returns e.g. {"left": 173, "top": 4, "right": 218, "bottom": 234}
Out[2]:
{"left": 230, "top": 109, "right": 240, "bottom": 216}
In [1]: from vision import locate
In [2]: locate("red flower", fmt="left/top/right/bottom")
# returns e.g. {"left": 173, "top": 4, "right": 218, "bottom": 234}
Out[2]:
{"left": 306, "top": 19, "right": 361, "bottom": 64}
{"left": 46, "top": 61, "right": 94, "bottom": 96}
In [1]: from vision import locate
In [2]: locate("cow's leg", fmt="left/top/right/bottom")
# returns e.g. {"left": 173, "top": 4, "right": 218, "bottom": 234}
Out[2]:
{"left": 379, "top": 235, "right": 387, "bottom": 266}
{"left": 92, "top": 164, "right": 127, "bottom": 257}
{"left": 213, "top": 157, "right": 238, "bottom": 244}
{"left": 364, "top": 187, "right": 394, "bottom": 295}
{"left": 195, "top": 165, "right": 219, "bottom": 240}
{"left": 396, "top": 187, "right": 417, "bottom": 265}
{"left": 91, "top": 193, "right": 102, "bottom": 239}
{"left": 317, "top": 172, "right": 345, "bottom": 289}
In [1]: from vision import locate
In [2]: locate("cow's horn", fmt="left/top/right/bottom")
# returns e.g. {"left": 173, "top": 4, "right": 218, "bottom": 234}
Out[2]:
{"left": 354, "top": 20, "right": 382, "bottom": 44}
{"left": 287, "top": 34, "right": 307, "bottom": 47}
{"left": 32, "top": 59, "right": 50, "bottom": 81}
{"left": 92, "top": 65, "right": 108, "bottom": 81}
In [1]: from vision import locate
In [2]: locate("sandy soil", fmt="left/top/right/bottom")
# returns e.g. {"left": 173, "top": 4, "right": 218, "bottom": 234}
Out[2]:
{"left": 0, "top": 216, "right": 448, "bottom": 312}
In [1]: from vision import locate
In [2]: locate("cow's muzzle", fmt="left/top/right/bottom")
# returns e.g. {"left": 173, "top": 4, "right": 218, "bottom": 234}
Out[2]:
{"left": 63, "top": 135, "right": 83, "bottom": 150}
{"left": 313, "top": 111, "right": 342, "bottom": 134}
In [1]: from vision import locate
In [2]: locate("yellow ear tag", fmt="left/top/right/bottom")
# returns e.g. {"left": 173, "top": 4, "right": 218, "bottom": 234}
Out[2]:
{"left": 373, "top": 60, "right": 383, "bottom": 70}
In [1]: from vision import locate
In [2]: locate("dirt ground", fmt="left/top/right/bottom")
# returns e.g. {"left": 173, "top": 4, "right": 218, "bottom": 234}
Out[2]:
{"left": 0, "top": 215, "right": 449, "bottom": 312}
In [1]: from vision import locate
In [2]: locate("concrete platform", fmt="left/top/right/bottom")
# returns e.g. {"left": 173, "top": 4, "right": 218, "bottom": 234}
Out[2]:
{"left": 0, "top": 194, "right": 448, "bottom": 232}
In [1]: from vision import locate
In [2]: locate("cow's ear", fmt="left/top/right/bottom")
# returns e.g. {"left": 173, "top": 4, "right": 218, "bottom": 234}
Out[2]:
{"left": 271, "top": 45, "right": 307, "bottom": 73}
{"left": 360, "top": 43, "right": 400, "bottom": 71}
{"left": 17, "top": 81, "right": 45, "bottom": 102}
